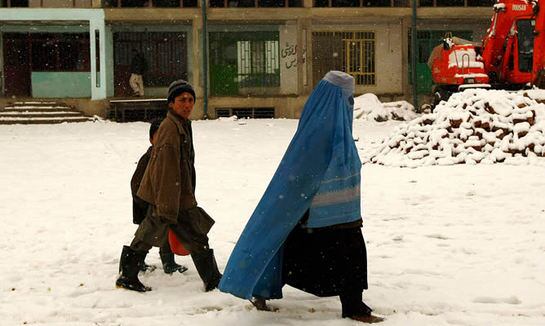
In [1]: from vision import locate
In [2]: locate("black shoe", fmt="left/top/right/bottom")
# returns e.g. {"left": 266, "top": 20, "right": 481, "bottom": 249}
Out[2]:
{"left": 116, "top": 245, "right": 151, "bottom": 292}
{"left": 250, "top": 297, "right": 277, "bottom": 311}
{"left": 116, "top": 275, "right": 151, "bottom": 292}
{"left": 342, "top": 302, "right": 383, "bottom": 323}
{"left": 160, "top": 252, "right": 188, "bottom": 274}
{"left": 191, "top": 248, "right": 222, "bottom": 292}
{"left": 346, "top": 315, "right": 384, "bottom": 323}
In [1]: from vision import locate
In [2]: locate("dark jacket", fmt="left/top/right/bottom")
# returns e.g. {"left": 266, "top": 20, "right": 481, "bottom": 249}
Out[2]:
{"left": 130, "top": 53, "right": 147, "bottom": 75}
{"left": 136, "top": 111, "right": 213, "bottom": 251}
{"left": 130, "top": 146, "right": 152, "bottom": 225}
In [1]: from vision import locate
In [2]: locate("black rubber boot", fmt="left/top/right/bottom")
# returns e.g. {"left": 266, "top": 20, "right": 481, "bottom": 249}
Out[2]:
{"left": 135, "top": 251, "right": 156, "bottom": 272}
{"left": 116, "top": 245, "right": 151, "bottom": 292}
{"left": 160, "top": 252, "right": 188, "bottom": 274}
{"left": 191, "top": 248, "right": 222, "bottom": 292}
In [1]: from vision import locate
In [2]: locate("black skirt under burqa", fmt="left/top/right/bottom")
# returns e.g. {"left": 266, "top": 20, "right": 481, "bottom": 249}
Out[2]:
{"left": 282, "top": 212, "right": 368, "bottom": 297}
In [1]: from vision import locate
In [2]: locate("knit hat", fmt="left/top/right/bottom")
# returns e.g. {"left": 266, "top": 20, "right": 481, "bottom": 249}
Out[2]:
{"left": 167, "top": 79, "right": 196, "bottom": 103}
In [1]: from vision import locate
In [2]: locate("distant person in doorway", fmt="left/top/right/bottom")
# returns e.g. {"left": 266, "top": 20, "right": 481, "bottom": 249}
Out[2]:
{"left": 219, "top": 71, "right": 384, "bottom": 323}
{"left": 129, "top": 118, "right": 188, "bottom": 275}
{"left": 116, "top": 80, "right": 222, "bottom": 293}
{"left": 129, "top": 49, "right": 147, "bottom": 97}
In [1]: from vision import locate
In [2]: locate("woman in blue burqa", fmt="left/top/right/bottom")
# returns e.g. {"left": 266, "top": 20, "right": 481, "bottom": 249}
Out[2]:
{"left": 219, "top": 71, "right": 383, "bottom": 323}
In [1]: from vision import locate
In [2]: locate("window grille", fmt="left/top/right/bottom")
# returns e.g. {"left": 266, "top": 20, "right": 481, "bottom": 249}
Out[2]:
{"left": 208, "top": 0, "right": 302, "bottom": 7}
{"left": 236, "top": 40, "right": 279, "bottom": 87}
{"left": 113, "top": 32, "right": 188, "bottom": 87}
{"left": 312, "top": 31, "right": 375, "bottom": 86}
{"left": 215, "top": 107, "right": 275, "bottom": 119}
{"left": 209, "top": 32, "right": 280, "bottom": 95}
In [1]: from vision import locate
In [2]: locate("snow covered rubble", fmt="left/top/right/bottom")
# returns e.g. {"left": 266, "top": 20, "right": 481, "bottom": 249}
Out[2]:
{"left": 367, "top": 88, "right": 545, "bottom": 167}
{"left": 354, "top": 93, "right": 417, "bottom": 122}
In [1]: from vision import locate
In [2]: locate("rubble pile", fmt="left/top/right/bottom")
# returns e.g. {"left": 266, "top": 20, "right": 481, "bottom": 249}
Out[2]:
{"left": 368, "top": 89, "right": 545, "bottom": 167}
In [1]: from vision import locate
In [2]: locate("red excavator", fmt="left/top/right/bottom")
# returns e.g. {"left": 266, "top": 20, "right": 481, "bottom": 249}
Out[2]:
{"left": 429, "top": 0, "right": 545, "bottom": 106}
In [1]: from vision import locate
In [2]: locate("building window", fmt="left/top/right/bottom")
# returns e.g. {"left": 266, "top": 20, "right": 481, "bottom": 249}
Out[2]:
{"left": 467, "top": 0, "right": 494, "bottom": 6}
{"left": 209, "top": 0, "right": 302, "bottom": 7}
{"left": 1, "top": 0, "right": 28, "bottom": 6}
{"left": 102, "top": 0, "right": 197, "bottom": 7}
{"left": 216, "top": 107, "right": 275, "bottom": 118}
{"left": 236, "top": 40, "right": 279, "bottom": 87}
{"left": 312, "top": 31, "right": 375, "bottom": 86}
{"left": 209, "top": 31, "right": 280, "bottom": 96}
{"left": 113, "top": 32, "right": 188, "bottom": 93}
{"left": 314, "top": 0, "right": 408, "bottom": 7}
{"left": 419, "top": 0, "right": 494, "bottom": 6}
{"left": 31, "top": 33, "right": 90, "bottom": 72}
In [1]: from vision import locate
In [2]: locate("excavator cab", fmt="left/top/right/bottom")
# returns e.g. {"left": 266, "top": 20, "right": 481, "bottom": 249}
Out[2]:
{"left": 500, "top": 18, "right": 535, "bottom": 87}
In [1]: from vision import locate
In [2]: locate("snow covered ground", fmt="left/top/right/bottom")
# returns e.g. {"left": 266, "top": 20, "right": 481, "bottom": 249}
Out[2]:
{"left": 1, "top": 119, "right": 544, "bottom": 326}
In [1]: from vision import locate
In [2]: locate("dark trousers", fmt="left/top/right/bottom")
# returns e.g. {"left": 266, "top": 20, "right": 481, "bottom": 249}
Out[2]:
{"left": 130, "top": 237, "right": 171, "bottom": 255}
{"left": 339, "top": 287, "right": 363, "bottom": 316}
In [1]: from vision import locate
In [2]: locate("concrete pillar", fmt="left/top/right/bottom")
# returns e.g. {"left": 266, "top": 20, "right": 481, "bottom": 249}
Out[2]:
{"left": 191, "top": 17, "right": 203, "bottom": 115}
{"left": 401, "top": 16, "right": 410, "bottom": 102}
{"left": 297, "top": 17, "right": 311, "bottom": 95}
{"left": 105, "top": 25, "right": 114, "bottom": 98}
{"left": 0, "top": 33, "right": 3, "bottom": 96}
{"left": 90, "top": 16, "right": 108, "bottom": 100}
{"left": 301, "top": 18, "right": 313, "bottom": 95}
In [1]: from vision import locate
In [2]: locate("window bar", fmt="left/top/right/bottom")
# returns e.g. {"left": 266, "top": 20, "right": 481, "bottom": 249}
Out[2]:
{"left": 359, "top": 0, "right": 363, "bottom": 7}
{"left": 180, "top": 0, "right": 184, "bottom": 7}
{"left": 360, "top": 40, "right": 364, "bottom": 76}
{"left": 7, "top": 0, "right": 10, "bottom": 7}
{"left": 224, "top": 0, "right": 228, "bottom": 7}
{"left": 148, "top": 0, "right": 153, "bottom": 7}
{"left": 117, "top": 0, "right": 121, "bottom": 8}
{"left": 328, "top": 0, "right": 331, "bottom": 7}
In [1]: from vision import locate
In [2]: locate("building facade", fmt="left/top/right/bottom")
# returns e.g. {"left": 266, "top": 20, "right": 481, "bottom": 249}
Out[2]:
{"left": 0, "top": 0, "right": 495, "bottom": 119}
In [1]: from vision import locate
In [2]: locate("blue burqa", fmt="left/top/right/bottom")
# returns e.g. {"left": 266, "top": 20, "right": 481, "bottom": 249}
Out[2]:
{"left": 219, "top": 71, "right": 362, "bottom": 300}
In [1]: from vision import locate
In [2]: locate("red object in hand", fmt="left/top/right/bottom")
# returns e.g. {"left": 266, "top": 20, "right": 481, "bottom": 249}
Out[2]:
{"left": 168, "top": 229, "right": 190, "bottom": 256}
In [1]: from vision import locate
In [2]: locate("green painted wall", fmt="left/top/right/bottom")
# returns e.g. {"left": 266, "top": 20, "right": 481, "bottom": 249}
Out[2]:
{"left": 32, "top": 72, "right": 91, "bottom": 98}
